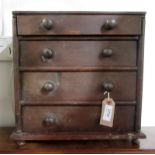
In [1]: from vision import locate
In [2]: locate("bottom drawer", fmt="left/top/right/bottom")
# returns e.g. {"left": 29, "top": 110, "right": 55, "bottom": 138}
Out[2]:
{"left": 22, "top": 105, "right": 135, "bottom": 133}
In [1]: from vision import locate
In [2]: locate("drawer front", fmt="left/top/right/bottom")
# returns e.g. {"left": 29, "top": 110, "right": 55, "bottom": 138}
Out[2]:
{"left": 22, "top": 105, "right": 135, "bottom": 132}
{"left": 20, "top": 41, "right": 137, "bottom": 68}
{"left": 17, "top": 15, "right": 141, "bottom": 35}
{"left": 22, "top": 72, "right": 136, "bottom": 102}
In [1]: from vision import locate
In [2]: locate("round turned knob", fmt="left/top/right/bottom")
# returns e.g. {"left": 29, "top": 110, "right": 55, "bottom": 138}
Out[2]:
{"left": 42, "top": 81, "right": 55, "bottom": 92}
{"left": 102, "top": 49, "right": 113, "bottom": 57}
{"left": 42, "top": 48, "right": 54, "bottom": 61}
{"left": 40, "top": 18, "right": 53, "bottom": 30}
{"left": 102, "top": 81, "right": 114, "bottom": 92}
{"left": 103, "top": 19, "right": 117, "bottom": 30}
{"left": 43, "top": 115, "right": 56, "bottom": 126}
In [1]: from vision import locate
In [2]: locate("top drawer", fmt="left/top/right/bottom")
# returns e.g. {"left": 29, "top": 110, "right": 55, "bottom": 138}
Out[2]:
{"left": 16, "top": 15, "right": 142, "bottom": 35}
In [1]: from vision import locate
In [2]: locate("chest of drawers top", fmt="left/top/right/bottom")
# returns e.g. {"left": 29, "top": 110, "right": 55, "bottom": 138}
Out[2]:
{"left": 13, "top": 11, "right": 145, "bottom": 36}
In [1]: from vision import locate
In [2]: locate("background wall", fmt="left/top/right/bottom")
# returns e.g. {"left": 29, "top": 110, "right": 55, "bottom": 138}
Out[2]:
{"left": 0, "top": 0, "right": 155, "bottom": 126}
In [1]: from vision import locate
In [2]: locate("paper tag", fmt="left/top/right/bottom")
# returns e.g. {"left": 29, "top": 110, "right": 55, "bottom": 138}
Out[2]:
{"left": 100, "top": 98, "right": 115, "bottom": 127}
{"left": 102, "top": 104, "right": 113, "bottom": 121}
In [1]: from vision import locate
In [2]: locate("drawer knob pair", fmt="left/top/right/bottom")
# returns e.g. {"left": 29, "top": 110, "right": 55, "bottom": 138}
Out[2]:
{"left": 42, "top": 48, "right": 54, "bottom": 62}
{"left": 40, "top": 18, "right": 117, "bottom": 31}
{"left": 42, "top": 81, "right": 113, "bottom": 93}
{"left": 103, "top": 19, "right": 117, "bottom": 30}
{"left": 40, "top": 18, "right": 53, "bottom": 30}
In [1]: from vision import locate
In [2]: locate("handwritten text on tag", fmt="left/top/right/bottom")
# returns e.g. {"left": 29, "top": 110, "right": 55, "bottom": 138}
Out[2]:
{"left": 102, "top": 104, "right": 113, "bottom": 121}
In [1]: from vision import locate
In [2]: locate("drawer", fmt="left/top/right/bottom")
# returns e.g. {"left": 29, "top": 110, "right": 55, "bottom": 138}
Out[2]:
{"left": 20, "top": 41, "right": 137, "bottom": 68}
{"left": 22, "top": 105, "right": 135, "bottom": 133}
{"left": 17, "top": 15, "right": 141, "bottom": 35}
{"left": 22, "top": 72, "right": 136, "bottom": 102}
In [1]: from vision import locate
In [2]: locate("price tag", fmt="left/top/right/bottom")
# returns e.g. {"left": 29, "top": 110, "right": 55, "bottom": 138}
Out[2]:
{"left": 100, "top": 97, "right": 115, "bottom": 127}
{"left": 102, "top": 104, "right": 113, "bottom": 121}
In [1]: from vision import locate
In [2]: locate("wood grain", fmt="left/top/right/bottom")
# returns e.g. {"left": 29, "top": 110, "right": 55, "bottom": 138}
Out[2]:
{"left": 22, "top": 105, "right": 135, "bottom": 133}
{"left": 22, "top": 72, "right": 137, "bottom": 102}
{"left": 12, "top": 12, "right": 145, "bottom": 143}
{"left": 20, "top": 40, "right": 137, "bottom": 68}
{"left": 0, "top": 127, "right": 154, "bottom": 153}
{"left": 17, "top": 15, "right": 142, "bottom": 35}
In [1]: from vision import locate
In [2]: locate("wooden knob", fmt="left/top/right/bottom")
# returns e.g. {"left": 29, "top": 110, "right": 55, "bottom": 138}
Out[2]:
{"left": 43, "top": 115, "right": 56, "bottom": 126}
{"left": 40, "top": 18, "right": 53, "bottom": 30}
{"left": 103, "top": 19, "right": 117, "bottom": 30}
{"left": 102, "top": 81, "right": 114, "bottom": 92}
{"left": 42, "top": 81, "right": 55, "bottom": 92}
{"left": 42, "top": 48, "right": 54, "bottom": 62}
{"left": 102, "top": 49, "right": 113, "bottom": 57}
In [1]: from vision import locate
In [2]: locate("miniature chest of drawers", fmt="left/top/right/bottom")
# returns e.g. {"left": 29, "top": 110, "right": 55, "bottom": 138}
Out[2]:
{"left": 11, "top": 11, "right": 146, "bottom": 145}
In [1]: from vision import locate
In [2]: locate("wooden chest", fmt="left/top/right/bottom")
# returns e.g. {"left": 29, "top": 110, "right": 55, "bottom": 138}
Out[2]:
{"left": 11, "top": 11, "right": 146, "bottom": 145}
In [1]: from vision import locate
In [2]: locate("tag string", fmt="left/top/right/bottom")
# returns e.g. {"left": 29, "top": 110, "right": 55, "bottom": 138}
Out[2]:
{"left": 107, "top": 92, "right": 110, "bottom": 101}
{"left": 104, "top": 91, "right": 110, "bottom": 101}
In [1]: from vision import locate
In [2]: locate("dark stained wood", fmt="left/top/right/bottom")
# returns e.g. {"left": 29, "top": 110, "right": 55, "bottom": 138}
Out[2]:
{"left": 13, "top": 16, "right": 22, "bottom": 132}
{"left": 22, "top": 72, "right": 136, "bottom": 102}
{"left": 20, "top": 100, "right": 137, "bottom": 106}
{"left": 0, "top": 127, "right": 155, "bottom": 153}
{"left": 22, "top": 105, "right": 135, "bottom": 133}
{"left": 20, "top": 41, "right": 137, "bottom": 68}
{"left": 18, "top": 35, "right": 139, "bottom": 40}
{"left": 12, "top": 12, "right": 146, "bottom": 143}
{"left": 13, "top": 11, "right": 146, "bottom": 15}
{"left": 11, "top": 131, "right": 145, "bottom": 141}
{"left": 19, "top": 66, "right": 138, "bottom": 72}
{"left": 135, "top": 16, "right": 145, "bottom": 132}
{"left": 17, "top": 15, "right": 142, "bottom": 35}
